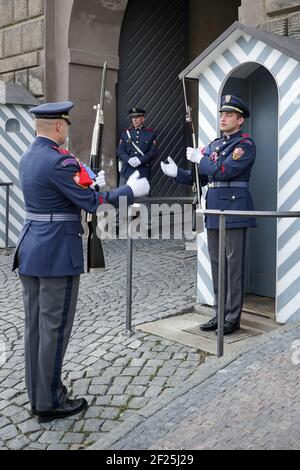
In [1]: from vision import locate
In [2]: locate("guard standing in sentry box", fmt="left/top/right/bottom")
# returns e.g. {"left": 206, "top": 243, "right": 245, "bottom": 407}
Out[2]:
{"left": 161, "top": 95, "right": 256, "bottom": 335}
{"left": 13, "top": 101, "right": 150, "bottom": 423}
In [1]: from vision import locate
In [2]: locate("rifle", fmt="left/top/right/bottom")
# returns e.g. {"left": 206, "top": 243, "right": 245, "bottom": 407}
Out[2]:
{"left": 182, "top": 77, "right": 204, "bottom": 234}
{"left": 87, "top": 62, "right": 107, "bottom": 272}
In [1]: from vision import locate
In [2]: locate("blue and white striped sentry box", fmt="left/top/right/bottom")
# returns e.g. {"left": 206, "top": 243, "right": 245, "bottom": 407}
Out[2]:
{"left": 0, "top": 82, "right": 38, "bottom": 248}
{"left": 180, "top": 21, "right": 300, "bottom": 324}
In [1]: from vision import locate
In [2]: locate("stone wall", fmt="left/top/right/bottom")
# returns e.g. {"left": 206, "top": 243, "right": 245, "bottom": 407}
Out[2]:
{"left": 0, "top": 0, "right": 45, "bottom": 97}
{"left": 240, "top": 0, "right": 300, "bottom": 38}
{"left": 263, "top": 1, "right": 300, "bottom": 38}
{"left": 1, "top": 1, "right": 299, "bottom": 101}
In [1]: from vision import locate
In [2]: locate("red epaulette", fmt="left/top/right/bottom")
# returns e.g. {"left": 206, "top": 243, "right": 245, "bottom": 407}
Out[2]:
{"left": 240, "top": 134, "right": 253, "bottom": 145}
{"left": 51, "top": 146, "right": 70, "bottom": 156}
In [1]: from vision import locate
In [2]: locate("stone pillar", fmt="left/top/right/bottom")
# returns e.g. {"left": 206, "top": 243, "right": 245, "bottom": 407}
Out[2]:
{"left": 65, "top": 0, "right": 128, "bottom": 187}
{"left": 239, "top": 0, "right": 266, "bottom": 26}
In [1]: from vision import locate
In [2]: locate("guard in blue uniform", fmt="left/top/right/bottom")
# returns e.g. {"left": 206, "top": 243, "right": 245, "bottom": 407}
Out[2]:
{"left": 13, "top": 101, "right": 149, "bottom": 422}
{"left": 117, "top": 108, "right": 158, "bottom": 185}
{"left": 161, "top": 95, "right": 256, "bottom": 335}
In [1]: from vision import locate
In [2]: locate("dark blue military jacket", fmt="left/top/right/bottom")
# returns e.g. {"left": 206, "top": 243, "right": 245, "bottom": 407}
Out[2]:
{"left": 176, "top": 131, "right": 256, "bottom": 229}
{"left": 13, "top": 136, "right": 134, "bottom": 277}
{"left": 117, "top": 126, "right": 158, "bottom": 179}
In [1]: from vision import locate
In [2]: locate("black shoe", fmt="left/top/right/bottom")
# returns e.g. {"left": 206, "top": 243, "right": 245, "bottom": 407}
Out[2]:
{"left": 200, "top": 317, "right": 218, "bottom": 331}
{"left": 37, "top": 398, "right": 88, "bottom": 423}
{"left": 215, "top": 321, "right": 240, "bottom": 336}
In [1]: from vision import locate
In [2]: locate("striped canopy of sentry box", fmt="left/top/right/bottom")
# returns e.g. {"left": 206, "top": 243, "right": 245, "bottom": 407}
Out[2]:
{"left": 0, "top": 105, "right": 35, "bottom": 247}
{"left": 181, "top": 22, "right": 300, "bottom": 323}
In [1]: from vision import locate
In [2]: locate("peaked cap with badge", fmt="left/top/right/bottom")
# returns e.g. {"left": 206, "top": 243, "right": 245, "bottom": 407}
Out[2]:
{"left": 220, "top": 94, "right": 250, "bottom": 118}
{"left": 29, "top": 101, "right": 74, "bottom": 125}
{"left": 128, "top": 108, "right": 146, "bottom": 117}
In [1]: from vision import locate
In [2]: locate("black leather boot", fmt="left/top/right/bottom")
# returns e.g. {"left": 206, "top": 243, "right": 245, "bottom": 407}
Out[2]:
{"left": 37, "top": 398, "right": 87, "bottom": 423}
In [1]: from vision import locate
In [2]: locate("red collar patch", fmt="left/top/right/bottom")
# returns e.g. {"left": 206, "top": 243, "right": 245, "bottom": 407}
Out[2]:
{"left": 51, "top": 146, "right": 70, "bottom": 156}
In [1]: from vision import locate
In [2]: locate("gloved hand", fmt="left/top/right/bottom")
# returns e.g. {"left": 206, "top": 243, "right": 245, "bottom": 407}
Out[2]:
{"left": 91, "top": 170, "right": 106, "bottom": 189}
{"left": 128, "top": 157, "right": 141, "bottom": 168}
{"left": 126, "top": 171, "right": 150, "bottom": 197}
{"left": 160, "top": 156, "right": 178, "bottom": 178}
{"left": 186, "top": 147, "right": 202, "bottom": 164}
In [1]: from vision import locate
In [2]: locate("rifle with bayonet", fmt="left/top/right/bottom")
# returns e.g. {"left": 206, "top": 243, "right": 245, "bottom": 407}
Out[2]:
{"left": 182, "top": 77, "right": 204, "bottom": 234}
{"left": 87, "top": 62, "right": 107, "bottom": 272}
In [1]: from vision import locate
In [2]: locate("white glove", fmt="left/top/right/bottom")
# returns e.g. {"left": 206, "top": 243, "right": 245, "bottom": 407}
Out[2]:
{"left": 186, "top": 147, "right": 202, "bottom": 164}
{"left": 128, "top": 157, "right": 141, "bottom": 168}
{"left": 91, "top": 170, "right": 106, "bottom": 189}
{"left": 126, "top": 171, "right": 150, "bottom": 197}
{"left": 160, "top": 156, "right": 178, "bottom": 178}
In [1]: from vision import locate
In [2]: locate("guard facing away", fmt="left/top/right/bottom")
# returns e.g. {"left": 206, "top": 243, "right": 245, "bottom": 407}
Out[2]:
{"left": 161, "top": 95, "right": 256, "bottom": 335}
{"left": 117, "top": 108, "right": 158, "bottom": 186}
{"left": 13, "top": 101, "right": 150, "bottom": 423}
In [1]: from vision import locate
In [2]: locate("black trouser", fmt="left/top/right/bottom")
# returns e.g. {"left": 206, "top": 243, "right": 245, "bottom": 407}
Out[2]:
{"left": 207, "top": 228, "right": 247, "bottom": 325}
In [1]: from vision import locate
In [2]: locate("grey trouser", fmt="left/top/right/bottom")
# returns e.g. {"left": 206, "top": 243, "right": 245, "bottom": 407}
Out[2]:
{"left": 119, "top": 176, "right": 128, "bottom": 187}
{"left": 207, "top": 228, "right": 247, "bottom": 325}
{"left": 19, "top": 275, "right": 80, "bottom": 412}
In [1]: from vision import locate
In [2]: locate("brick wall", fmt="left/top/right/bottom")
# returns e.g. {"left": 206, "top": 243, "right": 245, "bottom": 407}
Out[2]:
{"left": 0, "top": 0, "right": 45, "bottom": 97}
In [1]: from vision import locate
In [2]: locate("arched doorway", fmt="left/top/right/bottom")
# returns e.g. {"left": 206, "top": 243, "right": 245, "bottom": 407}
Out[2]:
{"left": 117, "top": 0, "right": 188, "bottom": 197}
{"left": 222, "top": 63, "right": 279, "bottom": 314}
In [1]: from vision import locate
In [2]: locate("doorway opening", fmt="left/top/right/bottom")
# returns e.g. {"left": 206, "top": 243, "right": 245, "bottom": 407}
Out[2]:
{"left": 222, "top": 63, "right": 279, "bottom": 319}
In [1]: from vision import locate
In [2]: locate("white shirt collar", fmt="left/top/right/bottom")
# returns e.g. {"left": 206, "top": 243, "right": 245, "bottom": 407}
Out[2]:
{"left": 36, "top": 135, "right": 60, "bottom": 146}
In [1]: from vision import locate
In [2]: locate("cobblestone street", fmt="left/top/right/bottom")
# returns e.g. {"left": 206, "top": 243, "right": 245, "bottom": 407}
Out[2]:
{"left": 0, "top": 239, "right": 205, "bottom": 450}
{"left": 1, "top": 239, "right": 300, "bottom": 451}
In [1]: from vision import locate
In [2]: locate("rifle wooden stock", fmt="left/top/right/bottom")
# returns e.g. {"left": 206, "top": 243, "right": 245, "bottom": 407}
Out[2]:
{"left": 87, "top": 212, "right": 105, "bottom": 272}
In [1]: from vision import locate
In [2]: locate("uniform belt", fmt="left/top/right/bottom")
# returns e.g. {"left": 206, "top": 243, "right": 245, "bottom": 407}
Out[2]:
{"left": 26, "top": 212, "right": 81, "bottom": 222}
{"left": 207, "top": 182, "right": 249, "bottom": 189}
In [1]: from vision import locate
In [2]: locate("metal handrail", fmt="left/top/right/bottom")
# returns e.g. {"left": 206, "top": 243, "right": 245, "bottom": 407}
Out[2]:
{"left": 0, "top": 182, "right": 14, "bottom": 253}
{"left": 200, "top": 209, "right": 300, "bottom": 357}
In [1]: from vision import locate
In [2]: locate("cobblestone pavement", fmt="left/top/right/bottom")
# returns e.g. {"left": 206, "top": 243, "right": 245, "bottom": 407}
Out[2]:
{"left": 0, "top": 239, "right": 209, "bottom": 450}
{"left": 92, "top": 324, "right": 300, "bottom": 451}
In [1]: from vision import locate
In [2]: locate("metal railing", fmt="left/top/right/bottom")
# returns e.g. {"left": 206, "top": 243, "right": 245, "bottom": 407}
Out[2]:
{"left": 0, "top": 181, "right": 14, "bottom": 253}
{"left": 202, "top": 210, "right": 300, "bottom": 358}
{"left": 125, "top": 206, "right": 300, "bottom": 352}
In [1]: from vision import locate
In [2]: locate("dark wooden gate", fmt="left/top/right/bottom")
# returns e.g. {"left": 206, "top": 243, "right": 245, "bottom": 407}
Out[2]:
{"left": 118, "top": 0, "right": 189, "bottom": 197}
